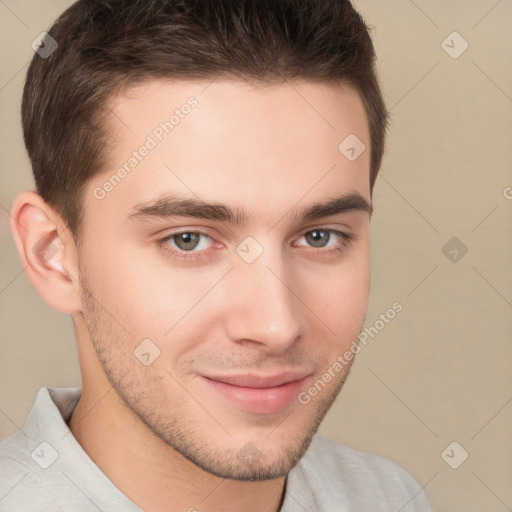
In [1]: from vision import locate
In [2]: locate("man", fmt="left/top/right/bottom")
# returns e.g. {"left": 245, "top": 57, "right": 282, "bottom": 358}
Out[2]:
{"left": 1, "top": 0, "right": 432, "bottom": 510}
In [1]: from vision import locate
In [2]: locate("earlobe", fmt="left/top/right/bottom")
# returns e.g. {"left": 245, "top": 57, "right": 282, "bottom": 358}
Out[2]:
{"left": 9, "top": 190, "right": 82, "bottom": 315}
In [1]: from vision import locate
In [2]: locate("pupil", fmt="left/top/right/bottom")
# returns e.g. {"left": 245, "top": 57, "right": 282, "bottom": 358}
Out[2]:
{"left": 175, "top": 232, "right": 199, "bottom": 250}
{"left": 307, "top": 229, "right": 329, "bottom": 248}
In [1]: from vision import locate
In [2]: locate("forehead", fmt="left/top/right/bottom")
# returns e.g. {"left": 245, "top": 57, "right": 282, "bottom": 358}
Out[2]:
{"left": 87, "top": 78, "right": 371, "bottom": 226}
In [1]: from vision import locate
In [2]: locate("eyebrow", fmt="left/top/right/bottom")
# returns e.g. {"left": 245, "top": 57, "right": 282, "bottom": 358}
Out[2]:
{"left": 127, "top": 191, "right": 372, "bottom": 226}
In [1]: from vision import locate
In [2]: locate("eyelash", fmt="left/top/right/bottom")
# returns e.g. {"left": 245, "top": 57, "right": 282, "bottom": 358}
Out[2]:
{"left": 156, "top": 228, "right": 355, "bottom": 262}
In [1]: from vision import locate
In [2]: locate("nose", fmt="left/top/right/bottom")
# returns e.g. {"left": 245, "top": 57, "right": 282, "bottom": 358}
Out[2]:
{"left": 222, "top": 245, "right": 304, "bottom": 354}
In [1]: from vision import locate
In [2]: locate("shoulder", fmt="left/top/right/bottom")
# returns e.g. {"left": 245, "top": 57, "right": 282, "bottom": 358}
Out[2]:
{"left": 0, "top": 387, "right": 81, "bottom": 511}
{"left": 0, "top": 432, "right": 56, "bottom": 511}
{"left": 0, "top": 387, "right": 141, "bottom": 512}
{"left": 301, "top": 434, "right": 420, "bottom": 486}
{"left": 296, "top": 434, "right": 432, "bottom": 511}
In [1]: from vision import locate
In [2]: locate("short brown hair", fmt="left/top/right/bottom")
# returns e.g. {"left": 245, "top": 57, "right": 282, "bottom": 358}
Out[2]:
{"left": 22, "top": 0, "right": 389, "bottom": 241}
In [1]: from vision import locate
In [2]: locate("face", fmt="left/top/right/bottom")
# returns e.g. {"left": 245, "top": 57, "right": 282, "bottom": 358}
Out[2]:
{"left": 77, "top": 78, "right": 372, "bottom": 481}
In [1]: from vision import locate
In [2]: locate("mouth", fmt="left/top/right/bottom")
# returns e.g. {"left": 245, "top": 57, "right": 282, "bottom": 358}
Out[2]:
{"left": 200, "top": 371, "right": 312, "bottom": 414}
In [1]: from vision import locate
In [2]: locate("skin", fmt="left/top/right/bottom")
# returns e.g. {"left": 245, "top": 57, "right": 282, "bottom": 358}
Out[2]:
{"left": 10, "top": 79, "right": 372, "bottom": 512}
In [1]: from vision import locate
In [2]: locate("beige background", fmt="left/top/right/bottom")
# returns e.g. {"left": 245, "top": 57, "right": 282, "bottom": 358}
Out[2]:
{"left": 1, "top": 1, "right": 511, "bottom": 511}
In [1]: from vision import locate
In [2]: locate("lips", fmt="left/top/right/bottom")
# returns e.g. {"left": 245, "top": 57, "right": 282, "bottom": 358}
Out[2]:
{"left": 203, "top": 371, "right": 311, "bottom": 389}
{"left": 200, "top": 371, "right": 312, "bottom": 414}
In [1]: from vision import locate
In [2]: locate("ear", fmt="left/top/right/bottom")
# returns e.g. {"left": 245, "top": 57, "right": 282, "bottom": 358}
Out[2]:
{"left": 9, "top": 190, "right": 82, "bottom": 314}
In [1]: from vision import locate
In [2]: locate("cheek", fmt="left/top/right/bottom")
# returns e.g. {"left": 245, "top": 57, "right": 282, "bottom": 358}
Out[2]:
{"left": 299, "top": 246, "right": 370, "bottom": 345}
{"left": 82, "top": 240, "right": 223, "bottom": 343}
{"left": 79, "top": 239, "right": 163, "bottom": 332}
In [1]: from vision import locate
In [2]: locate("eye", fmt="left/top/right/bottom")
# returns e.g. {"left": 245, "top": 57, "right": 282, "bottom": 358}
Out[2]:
{"left": 302, "top": 229, "right": 333, "bottom": 248}
{"left": 296, "top": 228, "right": 353, "bottom": 250}
{"left": 157, "top": 231, "right": 216, "bottom": 261}
{"left": 169, "top": 231, "right": 210, "bottom": 251}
